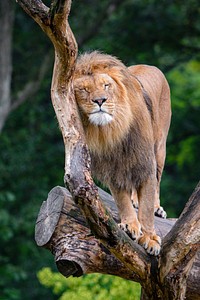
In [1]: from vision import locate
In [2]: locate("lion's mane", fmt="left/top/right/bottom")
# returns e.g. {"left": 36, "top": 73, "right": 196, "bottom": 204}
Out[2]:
{"left": 73, "top": 52, "right": 156, "bottom": 189}
{"left": 74, "top": 51, "right": 150, "bottom": 155}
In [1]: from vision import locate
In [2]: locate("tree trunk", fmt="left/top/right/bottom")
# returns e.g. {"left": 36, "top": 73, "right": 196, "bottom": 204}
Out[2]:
{"left": 17, "top": 1, "right": 200, "bottom": 299}
{"left": 0, "top": 0, "right": 14, "bottom": 132}
{"left": 0, "top": 1, "right": 53, "bottom": 133}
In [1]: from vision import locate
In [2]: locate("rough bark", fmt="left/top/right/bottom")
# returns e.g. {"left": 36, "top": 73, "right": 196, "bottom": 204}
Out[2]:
{"left": 35, "top": 186, "right": 141, "bottom": 282}
{"left": 160, "top": 183, "right": 200, "bottom": 299}
{"left": 17, "top": 1, "right": 200, "bottom": 299}
{"left": 35, "top": 185, "right": 200, "bottom": 299}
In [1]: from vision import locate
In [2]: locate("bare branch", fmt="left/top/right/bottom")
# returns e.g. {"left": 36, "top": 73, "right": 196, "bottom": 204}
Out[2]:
{"left": 15, "top": 0, "right": 49, "bottom": 26}
{"left": 160, "top": 183, "right": 200, "bottom": 281}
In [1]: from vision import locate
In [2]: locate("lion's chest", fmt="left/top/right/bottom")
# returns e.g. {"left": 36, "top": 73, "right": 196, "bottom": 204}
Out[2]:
{"left": 89, "top": 129, "right": 155, "bottom": 190}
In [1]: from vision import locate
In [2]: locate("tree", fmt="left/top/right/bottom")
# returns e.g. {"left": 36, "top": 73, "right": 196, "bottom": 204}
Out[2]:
{"left": 35, "top": 186, "right": 199, "bottom": 299}
{"left": 0, "top": 0, "right": 52, "bottom": 133}
{"left": 16, "top": 1, "right": 200, "bottom": 299}
{"left": 0, "top": 0, "right": 14, "bottom": 132}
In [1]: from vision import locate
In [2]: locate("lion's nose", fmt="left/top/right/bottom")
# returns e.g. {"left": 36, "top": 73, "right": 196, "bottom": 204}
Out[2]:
{"left": 92, "top": 97, "right": 107, "bottom": 107}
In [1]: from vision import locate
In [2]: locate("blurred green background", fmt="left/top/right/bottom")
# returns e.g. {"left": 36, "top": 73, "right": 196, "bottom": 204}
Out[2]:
{"left": 0, "top": 0, "right": 199, "bottom": 299}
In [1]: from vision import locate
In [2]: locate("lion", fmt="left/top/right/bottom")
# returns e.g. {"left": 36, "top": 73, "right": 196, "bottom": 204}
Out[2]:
{"left": 73, "top": 51, "right": 171, "bottom": 256}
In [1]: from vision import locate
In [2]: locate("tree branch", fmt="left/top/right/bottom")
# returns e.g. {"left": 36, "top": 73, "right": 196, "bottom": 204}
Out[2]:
{"left": 15, "top": 0, "right": 49, "bottom": 26}
{"left": 160, "top": 183, "right": 200, "bottom": 279}
{"left": 35, "top": 186, "right": 141, "bottom": 282}
{"left": 159, "top": 184, "right": 200, "bottom": 298}
{"left": 35, "top": 185, "right": 200, "bottom": 299}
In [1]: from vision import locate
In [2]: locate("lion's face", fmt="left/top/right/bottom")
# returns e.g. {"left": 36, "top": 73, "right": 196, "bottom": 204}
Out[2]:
{"left": 73, "top": 52, "right": 135, "bottom": 152}
{"left": 74, "top": 73, "right": 117, "bottom": 126}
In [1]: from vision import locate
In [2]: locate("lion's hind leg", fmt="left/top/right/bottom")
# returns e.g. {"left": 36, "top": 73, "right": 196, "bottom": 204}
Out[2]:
{"left": 131, "top": 189, "right": 139, "bottom": 209}
{"left": 154, "top": 138, "right": 168, "bottom": 219}
{"left": 154, "top": 185, "right": 167, "bottom": 218}
{"left": 137, "top": 177, "right": 161, "bottom": 256}
{"left": 132, "top": 187, "right": 167, "bottom": 219}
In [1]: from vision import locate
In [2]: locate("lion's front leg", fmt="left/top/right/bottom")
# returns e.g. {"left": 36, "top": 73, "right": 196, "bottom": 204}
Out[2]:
{"left": 110, "top": 187, "right": 142, "bottom": 241}
{"left": 137, "top": 177, "right": 161, "bottom": 256}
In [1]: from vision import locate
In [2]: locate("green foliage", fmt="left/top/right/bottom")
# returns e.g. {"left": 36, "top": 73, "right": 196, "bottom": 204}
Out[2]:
{"left": 161, "top": 60, "right": 200, "bottom": 216}
{"left": 37, "top": 268, "right": 141, "bottom": 300}
{"left": 81, "top": 0, "right": 200, "bottom": 68}
{"left": 0, "top": 82, "right": 62, "bottom": 299}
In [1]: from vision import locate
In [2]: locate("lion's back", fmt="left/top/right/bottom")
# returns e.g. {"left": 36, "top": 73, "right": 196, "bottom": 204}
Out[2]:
{"left": 128, "top": 65, "right": 170, "bottom": 104}
{"left": 128, "top": 64, "right": 171, "bottom": 140}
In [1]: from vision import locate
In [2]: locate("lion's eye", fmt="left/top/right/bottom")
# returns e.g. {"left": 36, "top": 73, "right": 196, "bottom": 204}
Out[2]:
{"left": 104, "top": 83, "right": 110, "bottom": 90}
{"left": 79, "top": 87, "right": 89, "bottom": 92}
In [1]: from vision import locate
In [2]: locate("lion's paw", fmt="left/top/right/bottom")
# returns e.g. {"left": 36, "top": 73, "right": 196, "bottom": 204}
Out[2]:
{"left": 154, "top": 206, "right": 167, "bottom": 219}
{"left": 119, "top": 221, "right": 142, "bottom": 241}
{"left": 132, "top": 200, "right": 139, "bottom": 209}
{"left": 139, "top": 233, "right": 161, "bottom": 256}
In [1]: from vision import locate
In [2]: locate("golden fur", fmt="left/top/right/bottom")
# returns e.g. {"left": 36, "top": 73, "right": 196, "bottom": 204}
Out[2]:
{"left": 73, "top": 51, "right": 171, "bottom": 255}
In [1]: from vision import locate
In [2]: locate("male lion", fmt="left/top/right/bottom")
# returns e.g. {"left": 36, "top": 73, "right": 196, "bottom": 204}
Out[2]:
{"left": 73, "top": 51, "right": 171, "bottom": 256}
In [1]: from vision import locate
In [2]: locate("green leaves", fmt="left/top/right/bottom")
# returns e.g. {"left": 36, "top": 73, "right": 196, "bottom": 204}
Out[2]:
{"left": 161, "top": 60, "right": 200, "bottom": 216}
{"left": 37, "top": 268, "right": 141, "bottom": 300}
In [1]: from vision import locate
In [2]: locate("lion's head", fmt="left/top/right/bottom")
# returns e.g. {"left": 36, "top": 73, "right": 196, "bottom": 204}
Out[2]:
{"left": 73, "top": 51, "right": 141, "bottom": 153}
{"left": 74, "top": 73, "right": 116, "bottom": 126}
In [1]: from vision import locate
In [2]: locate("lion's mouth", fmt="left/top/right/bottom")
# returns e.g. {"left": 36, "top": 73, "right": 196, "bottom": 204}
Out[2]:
{"left": 88, "top": 110, "right": 113, "bottom": 126}
{"left": 90, "top": 109, "right": 112, "bottom": 115}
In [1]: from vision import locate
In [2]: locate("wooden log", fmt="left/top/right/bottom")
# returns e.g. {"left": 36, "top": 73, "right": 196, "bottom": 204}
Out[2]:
{"left": 35, "top": 186, "right": 200, "bottom": 299}
{"left": 35, "top": 186, "right": 140, "bottom": 281}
